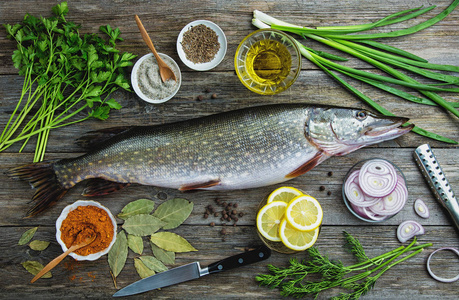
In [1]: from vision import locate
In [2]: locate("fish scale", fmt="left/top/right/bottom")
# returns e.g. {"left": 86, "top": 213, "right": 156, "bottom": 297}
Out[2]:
{"left": 7, "top": 103, "right": 413, "bottom": 216}
{"left": 55, "top": 105, "right": 315, "bottom": 190}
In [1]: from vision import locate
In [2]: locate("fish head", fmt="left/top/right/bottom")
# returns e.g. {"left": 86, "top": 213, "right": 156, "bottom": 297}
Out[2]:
{"left": 307, "top": 107, "right": 413, "bottom": 156}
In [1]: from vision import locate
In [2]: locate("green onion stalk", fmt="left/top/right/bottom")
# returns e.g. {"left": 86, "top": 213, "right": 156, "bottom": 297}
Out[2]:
{"left": 252, "top": 1, "right": 459, "bottom": 144}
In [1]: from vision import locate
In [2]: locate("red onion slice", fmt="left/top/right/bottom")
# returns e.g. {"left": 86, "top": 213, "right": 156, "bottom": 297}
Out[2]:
{"left": 414, "top": 198, "right": 430, "bottom": 219}
{"left": 427, "top": 247, "right": 459, "bottom": 283}
{"left": 358, "top": 159, "right": 397, "bottom": 197}
{"left": 350, "top": 203, "right": 388, "bottom": 221}
{"left": 396, "top": 220, "right": 425, "bottom": 243}
{"left": 368, "top": 180, "right": 408, "bottom": 216}
{"left": 344, "top": 170, "right": 381, "bottom": 207}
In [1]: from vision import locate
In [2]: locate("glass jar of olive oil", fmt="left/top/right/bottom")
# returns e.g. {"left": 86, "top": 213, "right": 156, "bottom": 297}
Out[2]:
{"left": 235, "top": 29, "right": 301, "bottom": 95}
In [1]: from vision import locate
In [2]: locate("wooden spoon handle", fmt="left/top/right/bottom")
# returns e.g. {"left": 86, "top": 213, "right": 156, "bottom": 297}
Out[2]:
{"left": 134, "top": 15, "right": 164, "bottom": 66}
{"left": 30, "top": 244, "right": 80, "bottom": 283}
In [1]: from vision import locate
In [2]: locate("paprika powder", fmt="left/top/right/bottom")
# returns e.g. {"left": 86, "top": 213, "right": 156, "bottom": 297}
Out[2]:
{"left": 60, "top": 205, "right": 114, "bottom": 256}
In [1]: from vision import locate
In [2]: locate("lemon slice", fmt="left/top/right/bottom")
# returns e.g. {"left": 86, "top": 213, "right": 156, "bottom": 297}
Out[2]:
{"left": 267, "top": 186, "right": 303, "bottom": 204}
{"left": 256, "top": 201, "right": 288, "bottom": 241}
{"left": 279, "top": 219, "right": 319, "bottom": 251}
{"left": 285, "top": 195, "right": 323, "bottom": 231}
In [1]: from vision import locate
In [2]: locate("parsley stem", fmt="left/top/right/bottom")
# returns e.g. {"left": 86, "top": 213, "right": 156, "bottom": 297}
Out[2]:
{"left": 1, "top": 3, "right": 135, "bottom": 160}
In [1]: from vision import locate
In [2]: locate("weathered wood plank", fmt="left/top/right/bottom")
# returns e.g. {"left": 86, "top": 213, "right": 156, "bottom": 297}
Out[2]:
{"left": 1, "top": 226, "right": 458, "bottom": 299}
{"left": 1, "top": 147, "right": 458, "bottom": 228}
{"left": 0, "top": 0, "right": 458, "bottom": 299}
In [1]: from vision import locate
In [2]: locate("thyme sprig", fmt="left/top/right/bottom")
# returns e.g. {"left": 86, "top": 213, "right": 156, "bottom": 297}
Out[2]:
{"left": 256, "top": 231, "right": 431, "bottom": 299}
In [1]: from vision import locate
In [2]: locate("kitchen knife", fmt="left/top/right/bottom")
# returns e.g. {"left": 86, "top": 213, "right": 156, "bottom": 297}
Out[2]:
{"left": 113, "top": 245, "right": 271, "bottom": 297}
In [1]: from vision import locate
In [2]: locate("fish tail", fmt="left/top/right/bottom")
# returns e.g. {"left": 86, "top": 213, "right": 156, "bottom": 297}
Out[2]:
{"left": 6, "top": 161, "right": 68, "bottom": 217}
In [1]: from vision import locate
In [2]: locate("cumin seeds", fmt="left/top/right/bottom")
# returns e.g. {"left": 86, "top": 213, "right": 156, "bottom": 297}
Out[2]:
{"left": 181, "top": 24, "right": 220, "bottom": 64}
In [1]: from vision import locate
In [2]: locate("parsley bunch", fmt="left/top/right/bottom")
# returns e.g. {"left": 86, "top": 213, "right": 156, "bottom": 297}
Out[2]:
{"left": 256, "top": 231, "right": 431, "bottom": 299}
{"left": 1, "top": 2, "right": 136, "bottom": 161}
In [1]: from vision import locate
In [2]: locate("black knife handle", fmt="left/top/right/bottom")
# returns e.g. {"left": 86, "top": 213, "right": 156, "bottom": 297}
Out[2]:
{"left": 207, "top": 245, "right": 271, "bottom": 274}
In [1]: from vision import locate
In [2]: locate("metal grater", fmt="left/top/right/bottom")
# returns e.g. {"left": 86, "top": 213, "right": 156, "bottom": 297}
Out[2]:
{"left": 414, "top": 144, "right": 459, "bottom": 231}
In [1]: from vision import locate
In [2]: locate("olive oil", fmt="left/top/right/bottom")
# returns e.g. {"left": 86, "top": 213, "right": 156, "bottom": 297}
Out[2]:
{"left": 245, "top": 39, "right": 292, "bottom": 88}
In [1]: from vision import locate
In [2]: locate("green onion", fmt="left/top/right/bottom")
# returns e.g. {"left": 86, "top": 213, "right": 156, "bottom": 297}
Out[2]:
{"left": 252, "top": 2, "right": 459, "bottom": 144}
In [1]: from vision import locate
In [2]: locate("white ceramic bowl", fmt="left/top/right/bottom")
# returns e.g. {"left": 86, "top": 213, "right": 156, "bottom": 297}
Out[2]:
{"left": 177, "top": 20, "right": 227, "bottom": 71}
{"left": 56, "top": 200, "right": 117, "bottom": 261}
{"left": 131, "top": 53, "right": 181, "bottom": 104}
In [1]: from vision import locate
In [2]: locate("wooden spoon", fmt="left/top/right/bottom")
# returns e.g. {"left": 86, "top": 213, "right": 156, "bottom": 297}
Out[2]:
{"left": 135, "top": 15, "right": 177, "bottom": 83}
{"left": 31, "top": 233, "right": 96, "bottom": 283}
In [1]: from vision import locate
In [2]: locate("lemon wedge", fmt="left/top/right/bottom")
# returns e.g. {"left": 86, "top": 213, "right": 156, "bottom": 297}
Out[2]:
{"left": 285, "top": 195, "right": 323, "bottom": 231}
{"left": 279, "top": 219, "right": 319, "bottom": 251}
{"left": 267, "top": 186, "right": 303, "bottom": 204}
{"left": 256, "top": 201, "right": 288, "bottom": 241}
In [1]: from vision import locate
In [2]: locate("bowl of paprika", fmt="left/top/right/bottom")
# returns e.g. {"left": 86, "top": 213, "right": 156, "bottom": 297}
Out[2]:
{"left": 56, "top": 200, "right": 117, "bottom": 261}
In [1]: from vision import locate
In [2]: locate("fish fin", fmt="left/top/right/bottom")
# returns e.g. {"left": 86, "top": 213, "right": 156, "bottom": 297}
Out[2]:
{"left": 285, "top": 152, "right": 324, "bottom": 179}
{"left": 179, "top": 179, "right": 221, "bottom": 191}
{"left": 6, "top": 161, "right": 68, "bottom": 217}
{"left": 82, "top": 179, "right": 131, "bottom": 196}
{"left": 75, "top": 126, "right": 131, "bottom": 149}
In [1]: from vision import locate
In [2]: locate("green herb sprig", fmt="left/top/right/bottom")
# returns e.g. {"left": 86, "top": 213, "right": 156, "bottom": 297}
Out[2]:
{"left": 253, "top": 1, "right": 459, "bottom": 144}
{"left": 256, "top": 231, "right": 431, "bottom": 299}
{"left": 1, "top": 2, "right": 136, "bottom": 161}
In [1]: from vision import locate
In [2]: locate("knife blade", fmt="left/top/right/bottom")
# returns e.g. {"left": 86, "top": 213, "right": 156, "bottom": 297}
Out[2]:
{"left": 113, "top": 245, "right": 271, "bottom": 297}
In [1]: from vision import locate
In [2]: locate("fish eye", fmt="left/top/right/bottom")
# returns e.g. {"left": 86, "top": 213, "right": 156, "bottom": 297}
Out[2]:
{"left": 356, "top": 110, "right": 367, "bottom": 120}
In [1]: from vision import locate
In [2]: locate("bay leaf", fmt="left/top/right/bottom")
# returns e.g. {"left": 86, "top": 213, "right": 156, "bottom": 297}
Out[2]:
{"left": 122, "top": 214, "right": 165, "bottom": 236}
{"left": 108, "top": 231, "right": 128, "bottom": 278}
{"left": 118, "top": 199, "right": 155, "bottom": 220}
{"left": 139, "top": 256, "right": 168, "bottom": 273}
{"left": 152, "top": 198, "right": 193, "bottom": 230}
{"left": 21, "top": 261, "right": 52, "bottom": 278}
{"left": 29, "top": 240, "right": 50, "bottom": 251}
{"left": 127, "top": 234, "right": 144, "bottom": 255}
{"left": 134, "top": 258, "right": 155, "bottom": 279}
{"left": 18, "top": 227, "right": 38, "bottom": 245}
{"left": 150, "top": 232, "right": 197, "bottom": 252}
{"left": 151, "top": 242, "right": 175, "bottom": 265}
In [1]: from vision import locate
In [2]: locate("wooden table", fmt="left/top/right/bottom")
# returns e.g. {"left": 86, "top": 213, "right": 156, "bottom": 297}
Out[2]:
{"left": 1, "top": 1, "right": 458, "bottom": 299}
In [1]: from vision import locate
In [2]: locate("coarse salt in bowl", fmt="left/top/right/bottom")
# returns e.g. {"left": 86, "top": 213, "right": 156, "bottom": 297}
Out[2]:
{"left": 177, "top": 20, "right": 227, "bottom": 71}
{"left": 131, "top": 53, "right": 181, "bottom": 104}
{"left": 55, "top": 200, "right": 117, "bottom": 261}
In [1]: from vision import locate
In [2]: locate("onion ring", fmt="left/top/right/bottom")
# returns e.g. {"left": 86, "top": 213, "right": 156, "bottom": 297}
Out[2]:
{"left": 344, "top": 170, "right": 380, "bottom": 207}
{"left": 358, "top": 159, "right": 397, "bottom": 197}
{"left": 426, "top": 247, "right": 459, "bottom": 283}
{"left": 368, "top": 180, "right": 408, "bottom": 216}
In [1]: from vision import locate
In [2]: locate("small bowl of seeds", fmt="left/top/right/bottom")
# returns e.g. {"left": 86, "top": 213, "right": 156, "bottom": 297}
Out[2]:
{"left": 131, "top": 53, "right": 181, "bottom": 104}
{"left": 177, "top": 20, "right": 227, "bottom": 71}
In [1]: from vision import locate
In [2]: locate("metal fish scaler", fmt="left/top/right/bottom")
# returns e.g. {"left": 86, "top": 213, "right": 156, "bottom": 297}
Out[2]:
{"left": 7, "top": 104, "right": 413, "bottom": 216}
